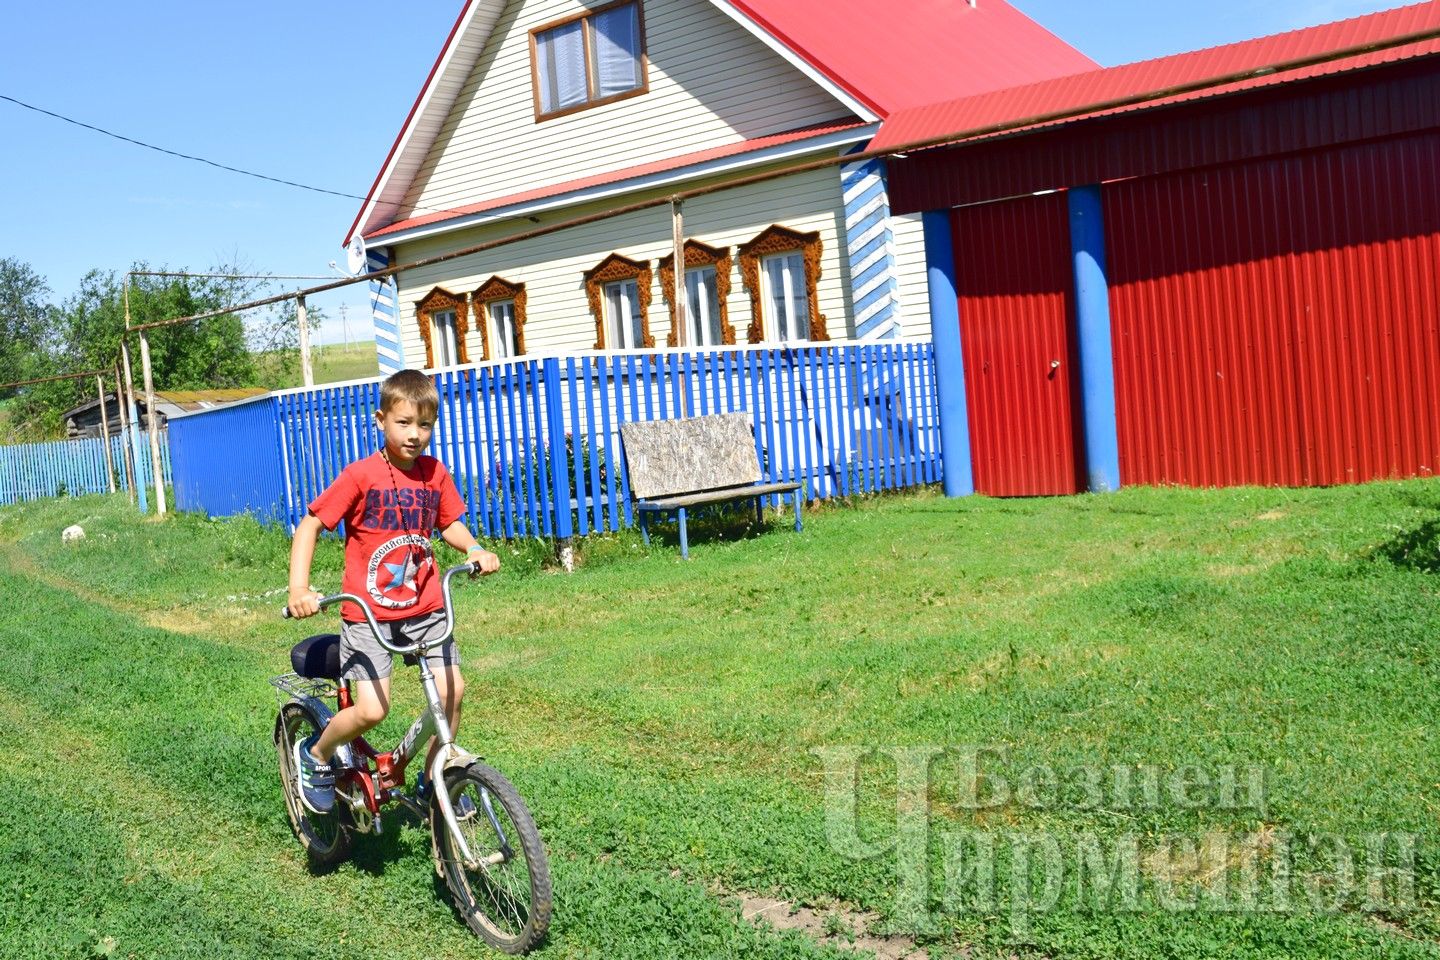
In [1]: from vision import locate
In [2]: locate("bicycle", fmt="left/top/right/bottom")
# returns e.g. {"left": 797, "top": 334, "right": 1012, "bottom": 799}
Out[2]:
{"left": 272, "top": 561, "right": 552, "bottom": 954}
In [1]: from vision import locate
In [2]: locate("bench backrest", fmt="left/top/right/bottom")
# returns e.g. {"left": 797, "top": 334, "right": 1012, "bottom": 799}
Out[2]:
{"left": 619, "top": 413, "right": 762, "bottom": 500}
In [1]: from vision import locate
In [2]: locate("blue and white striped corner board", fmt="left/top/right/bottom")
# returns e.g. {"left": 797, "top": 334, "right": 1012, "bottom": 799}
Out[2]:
{"left": 367, "top": 248, "right": 405, "bottom": 374}
{"left": 842, "top": 147, "right": 902, "bottom": 341}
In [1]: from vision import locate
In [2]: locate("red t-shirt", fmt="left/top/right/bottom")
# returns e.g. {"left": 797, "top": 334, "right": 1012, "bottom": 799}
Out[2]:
{"left": 309, "top": 453, "right": 467, "bottom": 623}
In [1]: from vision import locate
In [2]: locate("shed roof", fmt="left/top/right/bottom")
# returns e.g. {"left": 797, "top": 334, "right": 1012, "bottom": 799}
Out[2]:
{"left": 872, "top": 1, "right": 1440, "bottom": 152}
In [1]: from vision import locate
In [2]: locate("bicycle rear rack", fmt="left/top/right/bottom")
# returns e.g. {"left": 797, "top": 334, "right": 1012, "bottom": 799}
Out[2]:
{"left": 269, "top": 672, "right": 337, "bottom": 705}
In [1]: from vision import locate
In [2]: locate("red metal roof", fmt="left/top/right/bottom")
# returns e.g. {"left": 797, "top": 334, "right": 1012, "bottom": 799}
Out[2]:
{"left": 724, "top": 0, "right": 1097, "bottom": 116}
{"left": 367, "top": 119, "right": 870, "bottom": 240}
{"left": 872, "top": 1, "right": 1440, "bottom": 152}
{"left": 347, "top": 0, "right": 1097, "bottom": 246}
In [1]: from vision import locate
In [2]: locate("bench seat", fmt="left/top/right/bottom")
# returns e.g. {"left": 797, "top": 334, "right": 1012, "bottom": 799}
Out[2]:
{"left": 635, "top": 481, "right": 801, "bottom": 512}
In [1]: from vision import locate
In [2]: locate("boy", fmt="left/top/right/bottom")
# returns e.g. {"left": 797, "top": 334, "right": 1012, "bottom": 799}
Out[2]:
{"left": 287, "top": 369, "right": 499, "bottom": 815}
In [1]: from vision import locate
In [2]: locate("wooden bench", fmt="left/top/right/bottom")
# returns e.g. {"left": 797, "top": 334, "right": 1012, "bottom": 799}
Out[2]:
{"left": 619, "top": 413, "right": 802, "bottom": 559}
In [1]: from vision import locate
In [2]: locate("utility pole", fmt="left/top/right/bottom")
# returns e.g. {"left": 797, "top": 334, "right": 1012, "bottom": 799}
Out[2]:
{"left": 137, "top": 327, "right": 167, "bottom": 517}
{"left": 120, "top": 282, "right": 148, "bottom": 514}
{"left": 297, "top": 294, "right": 314, "bottom": 387}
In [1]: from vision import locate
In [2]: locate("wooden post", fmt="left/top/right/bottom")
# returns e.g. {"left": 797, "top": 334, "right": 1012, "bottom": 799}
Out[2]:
{"left": 138, "top": 327, "right": 167, "bottom": 517}
{"left": 671, "top": 198, "right": 686, "bottom": 348}
{"left": 671, "top": 197, "right": 691, "bottom": 416}
{"left": 114, "top": 360, "right": 137, "bottom": 503}
{"left": 119, "top": 321, "right": 148, "bottom": 513}
{"left": 297, "top": 294, "right": 314, "bottom": 387}
{"left": 96, "top": 375, "right": 116, "bottom": 494}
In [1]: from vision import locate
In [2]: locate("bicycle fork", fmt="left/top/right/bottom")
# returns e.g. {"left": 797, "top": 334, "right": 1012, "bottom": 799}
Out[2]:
{"left": 398, "top": 657, "right": 508, "bottom": 870}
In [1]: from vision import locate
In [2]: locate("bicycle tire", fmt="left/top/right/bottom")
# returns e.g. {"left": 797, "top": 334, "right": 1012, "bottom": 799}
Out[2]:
{"left": 275, "top": 701, "right": 352, "bottom": 869}
{"left": 431, "top": 761, "right": 552, "bottom": 954}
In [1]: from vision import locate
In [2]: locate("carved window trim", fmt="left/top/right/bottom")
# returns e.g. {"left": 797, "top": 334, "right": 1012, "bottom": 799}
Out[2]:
{"left": 584, "top": 253, "right": 655, "bottom": 350}
{"left": 658, "top": 240, "right": 735, "bottom": 347}
{"left": 473, "top": 276, "right": 527, "bottom": 360}
{"left": 414, "top": 286, "right": 470, "bottom": 369}
{"left": 737, "top": 225, "right": 828, "bottom": 344}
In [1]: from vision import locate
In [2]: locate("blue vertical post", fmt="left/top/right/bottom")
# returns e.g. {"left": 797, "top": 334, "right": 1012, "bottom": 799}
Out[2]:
{"left": 128, "top": 405, "right": 148, "bottom": 513}
{"left": 543, "top": 358, "right": 574, "bottom": 541}
{"left": 922, "top": 209, "right": 974, "bottom": 497}
{"left": 1067, "top": 185, "right": 1122, "bottom": 493}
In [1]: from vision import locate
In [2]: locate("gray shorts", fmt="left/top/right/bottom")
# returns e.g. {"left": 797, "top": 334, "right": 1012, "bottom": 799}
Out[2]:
{"left": 339, "top": 610, "right": 461, "bottom": 683}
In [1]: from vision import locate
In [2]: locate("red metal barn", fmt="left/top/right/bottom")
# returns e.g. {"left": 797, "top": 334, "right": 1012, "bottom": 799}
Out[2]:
{"left": 885, "top": 4, "right": 1440, "bottom": 496}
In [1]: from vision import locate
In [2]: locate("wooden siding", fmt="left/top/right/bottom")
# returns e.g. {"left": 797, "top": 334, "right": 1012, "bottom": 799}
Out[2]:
{"left": 391, "top": 164, "right": 854, "bottom": 363}
{"left": 891, "top": 212, "right": 932, "bottom": 339}
{"left": 401, "top": 0, "right": 853, "bottom": 218}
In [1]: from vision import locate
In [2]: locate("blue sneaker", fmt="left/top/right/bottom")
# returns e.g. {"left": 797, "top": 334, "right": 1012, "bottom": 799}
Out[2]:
{"left": 417, "top": 772, "right": 477, "bottom": 820}
{"left": 293, "top": 734, "right": 335, "bottom": 815}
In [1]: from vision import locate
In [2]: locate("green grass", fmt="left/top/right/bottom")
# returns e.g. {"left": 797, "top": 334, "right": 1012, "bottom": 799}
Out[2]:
{"left": 1, "top": 481, "right": 1437, "bottom": 959}
{"left": 252, "top": 343, "right": 379, "bottom": 390}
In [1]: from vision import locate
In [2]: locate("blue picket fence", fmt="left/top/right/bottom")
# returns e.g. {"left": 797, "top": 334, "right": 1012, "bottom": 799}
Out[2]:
{"left": 0, "top": 431, "right": 172, "bottom": 506}
{"left": 266, "top": 341, "right": 940, "bottom": 538}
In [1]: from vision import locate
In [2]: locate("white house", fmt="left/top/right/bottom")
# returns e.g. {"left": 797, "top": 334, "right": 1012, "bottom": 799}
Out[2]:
{"left": 344, "top": 0, "right": 1095, "bottom": 372}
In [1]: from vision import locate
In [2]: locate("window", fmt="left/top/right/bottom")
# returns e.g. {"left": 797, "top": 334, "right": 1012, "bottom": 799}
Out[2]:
{"left": 473, "top": 276, "right": 527, "bottom": 360}
{"left": 762, "top": 254, "right": 809, "bottom": 342}
{"left": 434, "top": 309, "right": 460, "bottom": 365}
{"left": 531, "top": 1, "right": 647, "bottom": 120}
{"left": 738, "top": 225, "right": 827, "bottom": 343}
{"left": 686, "top": 268, "right": 723, "bottom": 347}
{"left": 659, "top": 240, "right": 734, "bottom": 347}
{"left": 605, "top": 280, "right": 644, "bottom": 349}
{"left": 490, "top": 300, "right": 518, "bottom": 359}
{"left": 585, "top": 254, "right": 654, "bottom": 350}
{"left": 414, "top": 287, "right": 470, "bottom": 369}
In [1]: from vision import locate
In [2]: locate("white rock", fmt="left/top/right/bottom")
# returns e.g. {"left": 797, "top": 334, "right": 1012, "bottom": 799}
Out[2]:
{"left": 61, "top": 524, "right": 85, "bottom": 544}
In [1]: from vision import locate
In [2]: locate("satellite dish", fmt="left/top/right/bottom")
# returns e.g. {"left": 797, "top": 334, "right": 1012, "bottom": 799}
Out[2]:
{"left": 344, "top": 235, "right": 368, "bottom": 275}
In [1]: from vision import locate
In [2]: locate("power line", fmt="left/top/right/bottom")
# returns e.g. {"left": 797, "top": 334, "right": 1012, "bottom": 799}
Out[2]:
{"left": 1, "top": 93, "right": 369, "bottom": 203}
{"left": 129, "top": 270, "right": 341, "bottom": 281}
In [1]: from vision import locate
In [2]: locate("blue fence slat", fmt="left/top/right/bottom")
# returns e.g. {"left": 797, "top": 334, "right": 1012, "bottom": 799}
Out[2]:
{"left": 594, "top": 357, "right": 617, "bottom": 531}
{"left": 846, "top": 348, "right": 867, "bottom": 493}
{"left": 915, "top": 342, "right": 935, "bottom": 485}
{"left": 478, "top": 367, "right": 500, "bottom": 538}
{"left": 615, "top": 358, "right": 635, "bottom": 529}
{"left": 498, "top": 363, "right": 518, "bottom": 539}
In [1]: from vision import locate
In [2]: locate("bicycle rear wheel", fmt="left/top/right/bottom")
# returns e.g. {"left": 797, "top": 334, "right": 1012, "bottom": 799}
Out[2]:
{"left": 432, "top": 762, "right": 552, "bottom": 954}
{"left": 275, "top": 701, "right": 351, "bottom": 869}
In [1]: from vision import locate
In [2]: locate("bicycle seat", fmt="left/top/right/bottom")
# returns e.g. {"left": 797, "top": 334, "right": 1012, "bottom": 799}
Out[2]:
{"left": 291, "top": 634, "right": 342, "bottom": 680}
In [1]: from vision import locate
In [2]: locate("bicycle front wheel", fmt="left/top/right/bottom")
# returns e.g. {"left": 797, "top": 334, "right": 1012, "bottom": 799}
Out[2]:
{"left": 432, "top": 761, "right": 552, "bottom": 954}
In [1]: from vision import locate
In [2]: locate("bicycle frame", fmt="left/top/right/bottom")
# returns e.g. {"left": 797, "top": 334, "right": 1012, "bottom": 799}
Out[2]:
{"left": 294, "top": 563, "right": 488, "bottom": 869}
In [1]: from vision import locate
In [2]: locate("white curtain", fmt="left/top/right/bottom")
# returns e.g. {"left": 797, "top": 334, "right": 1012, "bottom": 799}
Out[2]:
{"left": 591, "top": 4, "right": 641, "bottom": 98}
{"left": 606, "top": 280, "right": 641, "bottom": 349}
{"left": 765, "top": 255, "right": 807, "bottom": 341}
{"left": 489, "top": 300, "right": 515, "bottom": 359}
{"left": 434, "top": 310, "right": 458, "bottom": 365}
{"left": 537, "top": 21, "right": 587, "bottom": 112}
{"left": 685, "top": 267, "right": 721, "bottom": 346}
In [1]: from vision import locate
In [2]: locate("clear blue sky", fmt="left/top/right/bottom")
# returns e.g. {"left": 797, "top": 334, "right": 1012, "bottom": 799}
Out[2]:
{"left": 0, "top": 0, "right": 1403, "bottom": 347}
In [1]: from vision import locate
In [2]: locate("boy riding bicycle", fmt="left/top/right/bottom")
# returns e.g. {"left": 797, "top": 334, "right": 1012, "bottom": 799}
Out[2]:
{"left": 286, "top": 369, "right": 499, "bottom": 815}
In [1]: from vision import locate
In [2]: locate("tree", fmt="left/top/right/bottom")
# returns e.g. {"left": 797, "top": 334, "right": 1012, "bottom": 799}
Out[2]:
{"left": 7, "top": 263, "right": 270, "bottom": 438}
{"left": 0, "top": 257, "right": 58, "bottom": 390}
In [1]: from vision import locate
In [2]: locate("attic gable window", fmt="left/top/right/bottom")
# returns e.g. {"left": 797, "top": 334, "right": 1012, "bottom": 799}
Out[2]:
{"left": 531, "top": 1, "right": 647, "bottom": 121}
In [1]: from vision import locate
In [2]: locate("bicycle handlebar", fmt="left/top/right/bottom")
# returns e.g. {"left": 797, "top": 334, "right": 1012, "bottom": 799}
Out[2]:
{"left": 281, "top": 562, "right": 476, "bottom": 656}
